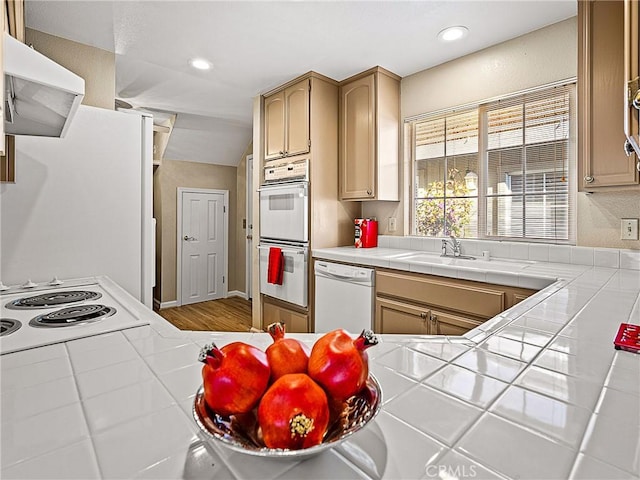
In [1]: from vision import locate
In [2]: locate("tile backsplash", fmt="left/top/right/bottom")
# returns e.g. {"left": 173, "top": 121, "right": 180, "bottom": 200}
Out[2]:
{"left": 377, "top": 236, "right": 640, "bottom": 270}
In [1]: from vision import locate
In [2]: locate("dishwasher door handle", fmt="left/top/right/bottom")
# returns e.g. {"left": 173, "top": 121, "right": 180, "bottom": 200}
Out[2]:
{"left": 315, "top": 269, "right": 373, "bottom": 285}
{"left": 317, "top": 270, "right": 358, "bottom": 281}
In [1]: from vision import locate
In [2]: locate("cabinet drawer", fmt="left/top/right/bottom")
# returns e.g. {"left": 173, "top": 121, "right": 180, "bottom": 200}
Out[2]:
{"left": 376, "top": 270, "right": 504, "bottom": 319}
{"left": 375, "top": 297, "right": 430, "bottom": 335}
{"left": 262, "top": 298, "right": 309, "bottom": 333}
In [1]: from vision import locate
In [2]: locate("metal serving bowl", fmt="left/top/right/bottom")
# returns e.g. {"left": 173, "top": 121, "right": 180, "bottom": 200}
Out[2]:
{"left": 192, "top": 374, "right": 382, "bottom": 459}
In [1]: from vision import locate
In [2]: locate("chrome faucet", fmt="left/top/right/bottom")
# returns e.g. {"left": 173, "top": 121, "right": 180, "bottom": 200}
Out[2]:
{"left": 441, "top": 235, "right": 475, "bottom": 260}
{"left": 449, "top": 235, "right": 461, "bottom": 257}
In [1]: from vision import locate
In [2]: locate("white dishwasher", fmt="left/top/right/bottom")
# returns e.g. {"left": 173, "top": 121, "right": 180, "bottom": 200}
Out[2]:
{"left": 314, "top": 260, "right": 375, "bottom": 333}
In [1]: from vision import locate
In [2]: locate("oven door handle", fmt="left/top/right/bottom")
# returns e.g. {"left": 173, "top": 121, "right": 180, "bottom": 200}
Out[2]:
{"left": 257, "top": 245, "right": 307, "bottom": 255}
{"left": 257, "top": 182, "right": 308, "bottom": 195}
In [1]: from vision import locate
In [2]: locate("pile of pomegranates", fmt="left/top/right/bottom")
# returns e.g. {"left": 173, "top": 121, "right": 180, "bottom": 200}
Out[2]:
{"left": 198, "top": 325, "right": 378, "bottom": 450}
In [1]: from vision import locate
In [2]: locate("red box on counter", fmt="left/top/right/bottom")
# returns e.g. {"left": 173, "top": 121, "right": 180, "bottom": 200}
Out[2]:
{"left": 354, "top": 218, "right": 378, "bottom": 248}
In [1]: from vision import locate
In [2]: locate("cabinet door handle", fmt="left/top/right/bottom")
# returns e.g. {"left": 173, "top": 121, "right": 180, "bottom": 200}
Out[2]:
{"left": 624, "top": 139, "right": 636, "bottom": 157}
{"left": 632, "top": 87, "right": 640, "bottom": 110}
{"left": 366, "top": 189, "right": 372, "bottom": 196}
{"left": 420, "top": 312, "right": 427, "bottom": 321}
{"left": 584, "top": 175, "right": 594, "bottom": 183}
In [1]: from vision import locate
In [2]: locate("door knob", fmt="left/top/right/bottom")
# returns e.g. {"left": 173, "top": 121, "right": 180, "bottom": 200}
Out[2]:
{"left": 183, "top": 235, "right": 196, "bottom": 241}
{"left": 584, "top": 175, "right": 594, "bottom": 183}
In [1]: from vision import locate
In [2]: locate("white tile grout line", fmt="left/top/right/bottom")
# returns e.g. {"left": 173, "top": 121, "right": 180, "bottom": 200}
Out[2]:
{"left": 65, "top": 341, "right": 105, "bottom": 480}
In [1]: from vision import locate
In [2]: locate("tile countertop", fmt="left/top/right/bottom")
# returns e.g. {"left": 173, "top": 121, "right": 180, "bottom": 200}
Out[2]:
{"left": 1, "top": 245, "right": 639, "bottom": 479}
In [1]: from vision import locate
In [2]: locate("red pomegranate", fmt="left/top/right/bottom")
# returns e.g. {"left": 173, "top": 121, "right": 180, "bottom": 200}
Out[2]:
{"left": 308, "top": 329, "right": 378, "bottom": 401}
{"left": 258, "top": 373, "right": 329, "bottom": 450}
{"left": 199, "top": 342, "right": 270, "bottom": 417}
{"left": 266, "top": 322, "right": 310, "bottom": 381}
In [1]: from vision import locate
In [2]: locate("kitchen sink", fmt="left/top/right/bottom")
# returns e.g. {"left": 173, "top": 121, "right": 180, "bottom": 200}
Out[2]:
{"left": 392, "top": 251, "right": 536, "bottom": 270}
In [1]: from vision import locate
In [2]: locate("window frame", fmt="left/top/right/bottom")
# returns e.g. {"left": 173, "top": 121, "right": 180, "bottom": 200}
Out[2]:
{"left": 409, "top": 80, "right": 577, "bottom": 244}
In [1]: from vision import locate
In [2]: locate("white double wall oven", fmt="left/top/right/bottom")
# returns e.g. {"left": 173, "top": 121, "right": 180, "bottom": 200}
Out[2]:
{"left": 258, "top": 161, "right": 309, "bottom": 308}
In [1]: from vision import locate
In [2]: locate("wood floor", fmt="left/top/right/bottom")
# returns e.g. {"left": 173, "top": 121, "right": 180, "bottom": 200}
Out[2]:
{"left": 156, "top": 297, "right": 254, "bottom": 332}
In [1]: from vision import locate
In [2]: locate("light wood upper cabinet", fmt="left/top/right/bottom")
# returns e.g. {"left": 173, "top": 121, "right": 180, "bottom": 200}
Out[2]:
{"left": 264, "top": 78, "right": 310, "bottom": 161}
{"left": 624, "top": 0, "right": 640, "bottom": 160}
{"left": 339, "top": 67, "right": 400, "bottom": 201}
{"left": 1, "top": 4, "right": 5, "bottom": 159}
{"left": 579, "top": 0, "right": 640, "bottom": 190}
{"left": 264, "top": 92, "right": 285, "bottom": 160}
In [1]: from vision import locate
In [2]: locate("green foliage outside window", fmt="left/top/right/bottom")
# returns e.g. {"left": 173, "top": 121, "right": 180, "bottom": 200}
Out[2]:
{"left": 415, "top": 168, "right": 473, "bottom": 237}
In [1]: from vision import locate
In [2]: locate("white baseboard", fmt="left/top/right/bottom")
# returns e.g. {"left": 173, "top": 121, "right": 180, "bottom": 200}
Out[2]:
{"left": 156, "top": 299, "right": 178, "bottom": 310}
{"left": 154, "top": 294, "right": 247, "bottom": 310}
{"left": 227, "top": 290, "right": 248, "bottom": 300}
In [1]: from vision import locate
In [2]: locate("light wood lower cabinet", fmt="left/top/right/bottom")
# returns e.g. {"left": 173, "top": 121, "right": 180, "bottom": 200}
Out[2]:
{"left": 376, "top": 269, "right": 505, "bottom": 319}
{"left": 262, "top": 297, "right": 309, "bottom": 333}
{"left": 375, "top": 269, "right": 536, "bottom": 335}
{"left": 505, "top": 290, "right": 534, "bottom": 309}
{"left": 375, "top": 297, "right": 430, "bottom": 335}
{"left": 375, "top": 299, "right": 483, "bottom": 336}
{"left": 430, "top": 309, "right": 482, "bottom": 336}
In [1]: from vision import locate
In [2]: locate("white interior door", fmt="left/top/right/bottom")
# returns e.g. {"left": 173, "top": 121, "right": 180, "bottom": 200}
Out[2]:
{"left": 180, "top": 190, "right": 227, "bottom": 305}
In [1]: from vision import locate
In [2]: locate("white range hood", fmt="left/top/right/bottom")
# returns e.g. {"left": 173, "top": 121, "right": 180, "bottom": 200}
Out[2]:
{"left": 4, "top": 32, "right": 85, "bottom": 138}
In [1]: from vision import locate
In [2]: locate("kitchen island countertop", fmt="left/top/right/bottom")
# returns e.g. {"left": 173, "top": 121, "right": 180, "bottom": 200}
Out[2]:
{"left": 1, "top": 245, "right": 639, "bottom": 479}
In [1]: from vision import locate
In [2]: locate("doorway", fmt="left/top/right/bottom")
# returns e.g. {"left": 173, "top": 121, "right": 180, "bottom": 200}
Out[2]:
{"left": 246, "top": 154, "right": 253, "bottom": 300}
{"left": 177, "top": 188, "right": 229, "bottom": 306}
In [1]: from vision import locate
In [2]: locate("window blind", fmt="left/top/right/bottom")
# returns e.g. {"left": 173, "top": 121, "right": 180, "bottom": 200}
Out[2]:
{"left": 483, "top": 84, "right": 574, "bottom": 242}
{"left": 411, "top": 81, "right": 576, "bottom": 243}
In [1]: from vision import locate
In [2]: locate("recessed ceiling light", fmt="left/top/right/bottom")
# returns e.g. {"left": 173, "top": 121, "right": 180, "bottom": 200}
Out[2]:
{"left": 189, "top": 58, "right": 212, "bottom": 71}
{"left": 437, "top": 26, "right": 469, "bottom": 42}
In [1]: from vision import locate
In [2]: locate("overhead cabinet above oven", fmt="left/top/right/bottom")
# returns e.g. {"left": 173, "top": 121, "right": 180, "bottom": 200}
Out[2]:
{"left": 263, "top": 78, "right": 310, "bottom": 161}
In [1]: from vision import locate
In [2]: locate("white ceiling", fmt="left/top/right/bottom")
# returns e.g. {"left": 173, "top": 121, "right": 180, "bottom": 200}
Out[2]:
{"left": 25, "top": 0, "right": 577, "bottom": 167}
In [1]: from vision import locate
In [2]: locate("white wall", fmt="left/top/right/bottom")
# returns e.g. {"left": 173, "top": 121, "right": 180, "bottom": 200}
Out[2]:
{"left": 401, "top": 18, "right": 577, "bottom": 119}
{"left": 364, "top": 17, "right": 577, "bottom": 237}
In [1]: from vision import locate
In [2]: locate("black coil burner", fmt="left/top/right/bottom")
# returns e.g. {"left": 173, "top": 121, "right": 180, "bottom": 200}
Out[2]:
{"left": 6, "top": 291, "right": 102, "bottom": 310}
{"left": 29, "top": 304, "right": 116, "bottom": 328}
{"left": 0, "top": 318, "right": 22, "bottom": 336}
